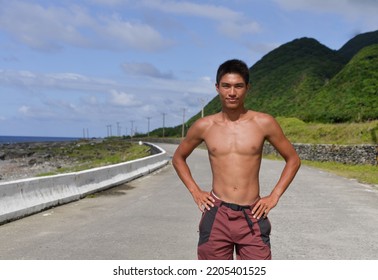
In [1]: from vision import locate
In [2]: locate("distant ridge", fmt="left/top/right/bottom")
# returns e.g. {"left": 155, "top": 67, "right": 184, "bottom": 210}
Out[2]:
{"left": 338, "top": 30, "right": 378, "bottom": 61}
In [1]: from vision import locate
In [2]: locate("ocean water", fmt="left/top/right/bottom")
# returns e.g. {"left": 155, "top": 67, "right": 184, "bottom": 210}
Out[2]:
{"left": 0, "top": 135, "right": 80, "bottom": 144}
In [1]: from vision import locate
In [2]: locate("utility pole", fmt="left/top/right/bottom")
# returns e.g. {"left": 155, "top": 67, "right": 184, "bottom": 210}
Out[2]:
{"left": 199, "top": 98, "right": 207, "bottom": 118}
{"left": 146, "top": 117, "right": 151, "bottom": 137}
{"left": 117, "top": 122, "right": 121, "bottom": 137}
{"left": 106, "top": 125, "right": 112, "bottom": 137}
{"left": 181, "top": 108, "right": 186, "bottom": 138}
{"left": 162, "top": 112, "right": 166, "bottom": 138}
{"left": 130, "top": 120, "right": 135, "bottom": 138}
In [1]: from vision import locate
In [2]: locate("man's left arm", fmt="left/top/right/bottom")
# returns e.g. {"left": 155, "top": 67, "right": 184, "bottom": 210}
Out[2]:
{"left": 252, "top": 116, "right": 301, "bottom": 219}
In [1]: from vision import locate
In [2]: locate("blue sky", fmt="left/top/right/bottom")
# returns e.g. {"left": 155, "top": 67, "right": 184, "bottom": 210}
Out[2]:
{"left": 0, "top": 0, "right": 377, "bottom": 138}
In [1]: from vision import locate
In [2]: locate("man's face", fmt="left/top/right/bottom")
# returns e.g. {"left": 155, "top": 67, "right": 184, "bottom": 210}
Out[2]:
{"left": 216, "top": 73, "right": 249, "bottom": 110}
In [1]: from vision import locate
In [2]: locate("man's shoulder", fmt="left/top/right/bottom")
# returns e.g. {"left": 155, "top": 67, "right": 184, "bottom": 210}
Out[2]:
{"left": 188, "top": 114, "right": 213, "bottom": 133}
{"left": 248, "top": 110, "right": 276, "bottom": 124}
{"left": 188, "top": 113, "right": 224, "bottom": 137}
{"left": 193, "top": 113, "right": 220, "bottom": 126}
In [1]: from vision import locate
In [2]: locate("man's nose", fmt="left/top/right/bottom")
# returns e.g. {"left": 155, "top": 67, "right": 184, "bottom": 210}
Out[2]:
{"left": 229, "top": 87, "right": 237, "bottom": 96}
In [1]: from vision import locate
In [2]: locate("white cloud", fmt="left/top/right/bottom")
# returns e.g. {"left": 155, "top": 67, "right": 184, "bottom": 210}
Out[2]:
{"left": 121, "top": 62, "right": 175, "bottom": 79}
{"left": 18, "top": 105, "right": 55, "bottom": 118}
{"left": 18, "top": 105, "right": 30, "bottom": 115}
{"left": 109, "top": 90, "right": 142, "bottom": 107}
{"left": 95, "top": 14, "right": 173, "bottom": 51}
{"left": 273, "top": 0, "right": 378, "bottom": 28}
{"left": 89, "top": 0, "right": 126, "bottom": 6}
{"left": 0, "top": 1, "right": 90, "bottom": 51}
{"left": 0, "top": 64, "right": 215, "bottom": 134}
{"left": 16, "top": 97, "right": 103, "bottom": 123}
{"left": 200, "top": 76, "right": 212, "bottom": 82}
{"left": 141, "top": 0, "right": 241, "bottom": 21}
{"left": 0, "top": 0, "right": 262, "bottom": 52}
{"left": 140, "top": 0, "right": 262, "bottom": 38}
{"left": 142, "top": 75, "right": 215, "bottom": 97}
{"left": 273, "top": 0, "right": 378, "bottom": 12}
{"left": 0, "top": 0, "right": 171, "bottom": 52}
{"left": 218, "top": 20, "right": 261, "bottom": 39}
{"left": 0, "top": 69, "right": 118, "bottom": 92}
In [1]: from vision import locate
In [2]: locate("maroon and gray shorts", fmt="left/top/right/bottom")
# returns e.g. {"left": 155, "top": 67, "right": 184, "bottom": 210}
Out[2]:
{"left": 197, "top": 192, "right": 272, "bottom": 260}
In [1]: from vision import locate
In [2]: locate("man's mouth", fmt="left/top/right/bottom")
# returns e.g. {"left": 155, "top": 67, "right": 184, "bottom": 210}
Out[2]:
{"left": 227, "top": 98, "right": 238, "bottom": 103}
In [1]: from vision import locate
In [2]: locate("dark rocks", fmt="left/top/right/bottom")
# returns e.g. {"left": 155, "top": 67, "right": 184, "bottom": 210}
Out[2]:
{"left": 28, "top": 159, "right": 37, "bottom": 166}
{"left": 0, "top": 141, "right": 77, "bottom": 182}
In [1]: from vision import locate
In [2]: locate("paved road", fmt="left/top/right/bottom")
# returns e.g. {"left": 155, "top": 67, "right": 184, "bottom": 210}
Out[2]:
{"left": 0, "top": 143, "right": 377, "bottom": 260}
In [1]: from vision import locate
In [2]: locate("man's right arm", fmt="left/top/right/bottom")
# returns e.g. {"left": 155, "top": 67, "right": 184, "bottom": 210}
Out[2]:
{"left": 172, "top": 120, "right": 215, "bottom": 212}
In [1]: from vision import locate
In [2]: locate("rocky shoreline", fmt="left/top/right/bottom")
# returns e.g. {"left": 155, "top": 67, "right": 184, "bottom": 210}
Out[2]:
{"left": 0, "top": 141, "right": 82, "bottom": 182}
{"left": 0, "top": 138, "right": 154, "bottom": 183}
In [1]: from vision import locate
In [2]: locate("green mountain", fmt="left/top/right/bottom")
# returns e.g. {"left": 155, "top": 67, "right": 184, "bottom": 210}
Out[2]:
{"left": 338, "top": 30, "right": 378, "bottom": 61}
{"left": 307, "top": 44, "right": 378, "bottom": 122}
{"left": 187, "top": 30, "right": 378, "bottom": 125}
{"left": 245, "top": 37, "right": 345, "bottom": 120}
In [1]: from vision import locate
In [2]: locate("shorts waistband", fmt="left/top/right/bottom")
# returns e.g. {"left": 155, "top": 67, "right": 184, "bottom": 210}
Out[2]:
{"left": 220, "top": 202, "right": 251, "bottom": 211}
{"left": 211, "top": 190, "right": 257, "bottom": 230}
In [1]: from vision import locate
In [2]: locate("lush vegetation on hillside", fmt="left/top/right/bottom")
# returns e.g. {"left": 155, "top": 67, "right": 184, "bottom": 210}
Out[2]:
{"left": 275, "top": 118, "right": 377, "bottom": 144}
{"left": 246, "top": 37, "right": 346, "bottom": 120}
{"left": 306, "top": 45, "right": 378, "bottom": 122}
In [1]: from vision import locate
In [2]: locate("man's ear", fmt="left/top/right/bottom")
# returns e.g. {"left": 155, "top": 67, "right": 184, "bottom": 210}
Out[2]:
{"left": 215, "top": 83, "right": 219, "bottom": 93}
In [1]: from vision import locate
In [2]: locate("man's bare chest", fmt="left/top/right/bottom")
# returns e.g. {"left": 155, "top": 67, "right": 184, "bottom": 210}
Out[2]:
{"left": 203, "top": 124, "right": 265, "bottom": 156}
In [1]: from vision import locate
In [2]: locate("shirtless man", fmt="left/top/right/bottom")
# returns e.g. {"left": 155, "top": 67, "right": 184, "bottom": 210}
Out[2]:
{"left": 172, "top": 59, "right": 301, "bottom": 260}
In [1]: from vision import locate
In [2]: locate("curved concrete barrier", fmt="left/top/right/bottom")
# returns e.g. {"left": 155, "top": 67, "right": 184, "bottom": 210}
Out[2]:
{"left": 0, "top": 142, "right": 169, "bottom": 224}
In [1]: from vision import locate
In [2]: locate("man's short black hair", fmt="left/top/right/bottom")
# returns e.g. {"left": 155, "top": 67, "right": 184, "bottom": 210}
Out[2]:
{"left": 216, "top": 59, "right": 249, "bottom": 85}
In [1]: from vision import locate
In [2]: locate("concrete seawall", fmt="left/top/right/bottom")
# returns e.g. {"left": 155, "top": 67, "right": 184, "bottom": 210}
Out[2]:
{"left": 0, "top": 142, "right": 169, "bottom": 225}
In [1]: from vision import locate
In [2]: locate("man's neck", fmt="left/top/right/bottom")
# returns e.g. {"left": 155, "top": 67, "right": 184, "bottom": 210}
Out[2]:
{"left": 221, "top": 107, "right": 248, "bottom": 122}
